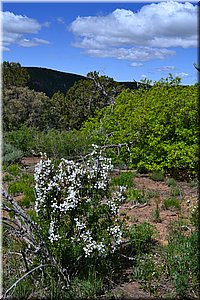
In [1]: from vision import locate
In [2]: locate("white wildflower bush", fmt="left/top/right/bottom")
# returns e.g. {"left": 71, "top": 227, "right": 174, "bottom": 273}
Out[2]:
{"left": 34, "top": 145, "right": 126, "bottom": 277}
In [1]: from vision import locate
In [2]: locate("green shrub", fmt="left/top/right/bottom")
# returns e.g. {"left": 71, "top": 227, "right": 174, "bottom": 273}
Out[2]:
{"left": 3, "top": 174, "right": 13, "bottom": 182}
{"left": 132, "top": 253, "right": 163, "bottom": 295}
{"left": 165, "top": 224, "right": 199, "bottom": 297}
{"left": 163, "top": 197, "right": 180, "bottom": 210}
{"left": 8, "top": 181, "right": 27, "bottom": 196}
{"left": 166, "top": 178, "right": 177, "bottom": 187}
{"left": 7, "top": 173, "right": 35, "bottom": 204}
{"left": 18, "top": 197, "right": 31, "bottom": 208}
{"left": 152, "top": 205, "right": 161, "bottom": 223}
{"left": 3, "top": 143, "right": 24, "bottom": 165}
{"left": 170, "top": 186, "right": 182, "bottom": 197}
{"left": 188, "top": 178, "right": 198, "bottom": 187}
{"left": 82, "top": 77, "right": 198, "bottom": 176}
{"left": 4, "top": 125, "right": 38, "bottom": 155}
{"left": 111, "top": 172, "right": 135, "bottom": 188}
{"left": 127, "top": 188, "right": 148, "bottom": 204}
{"left": 150, "top": 171, "right": 165, "bottom": 181}
{"left": 5, "top": 126, "right": 93, "bottom": 159}
{"left": 34, "top": 129, "right": 92, "bottom": 158}
{"left": 20, "top": 173, "right": 35, "bottom": 185}
{"left": 146, "top": 190, "right": 159, "bottom": 199}
{"left": 5, "top": 164, "right": 21, "bottom": 176}
{"left": 127, "top": 222, "right": 156, "bottom": 252}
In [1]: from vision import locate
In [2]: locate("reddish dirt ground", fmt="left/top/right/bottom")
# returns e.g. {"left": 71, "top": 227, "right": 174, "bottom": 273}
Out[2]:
{"left": 120, "top": 176, "right": 197, "bottom": 242}
{"left": 115, "top": 174, "right": 198, "bottom": 298}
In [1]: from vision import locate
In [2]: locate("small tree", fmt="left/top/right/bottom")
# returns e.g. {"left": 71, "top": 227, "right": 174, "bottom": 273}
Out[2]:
{"left": 44, "top": 91, "right": 69, "bottom": 130}
{"left": 3, "top": 86, "right": 50, "bottom": 131}
{"left": 65, "top": 71, "right": 125, "bottom": 129}
{"left": 2, "top": 61, "right": 30, "bottom": 89}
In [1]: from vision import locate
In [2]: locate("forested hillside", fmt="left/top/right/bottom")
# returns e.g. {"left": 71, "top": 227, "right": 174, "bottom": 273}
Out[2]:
{"left": 25, "top": 66, "right": 141, "bottom": 97}
{"left": 25, "top": 67, "right": 86, "bottom": 97}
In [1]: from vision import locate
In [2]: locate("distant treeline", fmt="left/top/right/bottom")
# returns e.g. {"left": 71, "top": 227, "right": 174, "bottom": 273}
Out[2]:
{"left": 25, "top": 66, "right": 143, "bottom": 97}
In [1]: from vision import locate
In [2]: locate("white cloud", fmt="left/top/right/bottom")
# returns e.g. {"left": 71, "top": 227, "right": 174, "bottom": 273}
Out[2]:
{"left": 3, "top": 46, "right": 10, "bottom": 52}
{"left": 69, "top": 1, "right": 197, "bottom": 63}
{"left": 57, "top": 17, "right": 65, "bottom": 25}
{"left": 2, "top": 11, "right": 50, "bottom": 50}
{"left": 85, "top": 47, "right": 175, "bottom": 61}
{"left": 175, "top": 72, "right": 189, "bottom": 78}
{"left": 43, "top": 21, "right": 51, "bottom": 28}
{"left": 3, "top": 11, "right": 41, "bottom": 34}
{"left": 18, "top": 38, "right": 50, "bottom": 47}
{"left": 131, "top": 62, "right": 143, "bottom": 67}
{"left": 157, "top": 66, "right": 175, "bottom": 72}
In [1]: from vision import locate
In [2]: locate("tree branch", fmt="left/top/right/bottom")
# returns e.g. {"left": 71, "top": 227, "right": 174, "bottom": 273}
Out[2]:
{"left": 99, "top": 140, "right": 137, "bottom": 149}
{"left": 2, "top": 189, "right": 71, "bottom": 287}
{"left": 4, "top": 264, "right": 53, "bottom": 297}
{"left": 2, "top": 190, "right": 38, "bottom": 231}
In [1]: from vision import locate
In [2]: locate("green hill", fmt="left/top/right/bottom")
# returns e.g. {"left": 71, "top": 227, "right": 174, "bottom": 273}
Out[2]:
{"left": 25, "top": 67, "right": 140, "bottom": 97}
{"left": 25, "top": 67, "right": 86, "bottom": 97}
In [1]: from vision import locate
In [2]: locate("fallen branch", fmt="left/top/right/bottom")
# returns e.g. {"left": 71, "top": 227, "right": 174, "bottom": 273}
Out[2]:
{"left": 130, "top": 202, "right": 148, "bottom": 209}
{"left": 181, "top": 225, "right": 192, "bottom": 231}
{"left": 116, "top": 252, "right": 135, "bottom": 261}
{"left": 2, "top": 189, "right": 72, "bottom": 288}
{"left": 4, "top": 264, "right": 53, "bottom": 298}
{"left": 2, "top": 190, "right": 38, "bottom": 233}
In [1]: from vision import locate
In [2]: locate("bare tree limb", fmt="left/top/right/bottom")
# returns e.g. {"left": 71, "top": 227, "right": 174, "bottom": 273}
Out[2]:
{"left": 4, "top": 264, "right": 53, "bottom": 298}
{"left": 2, "top": 190, "right": 37, "bottom": 231}
{"left": 99, "top": 140, "right": 137, "bottom": 149}
{"left": 2, "top": 189, "right": 72, "bottom": 288}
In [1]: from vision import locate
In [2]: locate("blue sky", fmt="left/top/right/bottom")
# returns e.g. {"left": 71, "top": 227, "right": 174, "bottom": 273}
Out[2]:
{"left": 2, "top": 1, "right": 198, "bottom": 85}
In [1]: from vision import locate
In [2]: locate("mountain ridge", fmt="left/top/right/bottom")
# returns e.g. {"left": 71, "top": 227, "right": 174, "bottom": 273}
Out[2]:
{"left": 25, "top": 66, "right": 140, "bottom": 97}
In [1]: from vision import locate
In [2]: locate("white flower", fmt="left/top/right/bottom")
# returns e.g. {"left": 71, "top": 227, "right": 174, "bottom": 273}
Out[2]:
{"left": 34, "top": 149, "right": 124, "bottom": 258}
{"left": 48, "top": 220, "right": 60, "bottom": 243}
{"left": 74, "top": 218, "right": 86, "bottom": 230}
{"left": 108, "top": 225, "right": 123, "bottom": 247}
